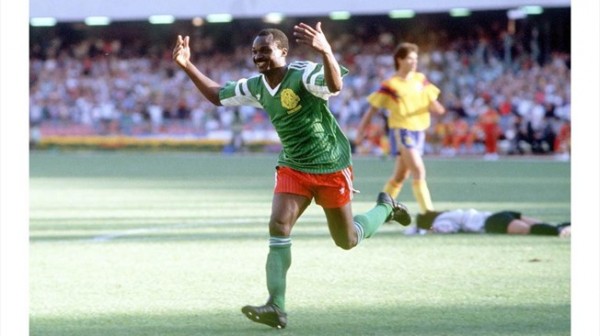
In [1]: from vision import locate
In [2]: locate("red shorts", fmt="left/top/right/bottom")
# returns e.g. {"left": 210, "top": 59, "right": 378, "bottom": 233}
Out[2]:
{"left": 274, "top": 166, "right": 355, "bottom": 208}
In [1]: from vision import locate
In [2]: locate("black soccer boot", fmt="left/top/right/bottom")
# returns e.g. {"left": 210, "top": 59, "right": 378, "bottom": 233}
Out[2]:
{"left": 376, "top": 192, "right": 411, "bottom": 226}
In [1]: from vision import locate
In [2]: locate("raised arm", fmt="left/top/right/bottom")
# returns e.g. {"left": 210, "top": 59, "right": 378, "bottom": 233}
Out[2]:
{"left": 173, "top": 35, "right": 223, "bottom": 106}
{"left": 293, "top": 22, "right": 343, "bottom": 93}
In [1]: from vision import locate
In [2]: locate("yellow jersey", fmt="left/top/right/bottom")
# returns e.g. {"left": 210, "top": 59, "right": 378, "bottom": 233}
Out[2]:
{"left": 367, "top": 72, "right": 440, "bottom": 131}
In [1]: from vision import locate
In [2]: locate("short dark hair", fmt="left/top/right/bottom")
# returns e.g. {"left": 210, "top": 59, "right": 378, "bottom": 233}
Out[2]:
{"left": 393, "top": 42, "right": 418, "bottom": 70}
{"left": 257, "top": 28, "right": 289, "bottom": 50}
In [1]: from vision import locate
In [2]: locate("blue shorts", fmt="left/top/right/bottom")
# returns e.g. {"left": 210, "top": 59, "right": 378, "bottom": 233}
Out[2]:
{"left": 389, "top": 128, "right": 425, "bottom": 156}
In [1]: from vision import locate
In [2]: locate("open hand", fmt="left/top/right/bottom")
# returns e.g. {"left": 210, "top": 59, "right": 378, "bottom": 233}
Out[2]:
{"left": 293, "top": 22, "right": 332, "bottom": 55}
{"left": 173, "top": 35, "right": 190, "bottom": 67}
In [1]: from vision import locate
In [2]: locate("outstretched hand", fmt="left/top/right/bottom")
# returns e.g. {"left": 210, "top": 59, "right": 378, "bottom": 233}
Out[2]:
{"left": 173, "top": 35, "right": 190, "bottom": 68}
{"left": 293, "top": 22, "right": 333, "bottom": 55}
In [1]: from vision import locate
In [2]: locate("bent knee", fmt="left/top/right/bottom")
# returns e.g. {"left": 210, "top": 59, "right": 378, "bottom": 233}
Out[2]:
{"left": 333, "top": 237, "right": 358, "bottom": 250}
{"left": 269, "top": 219, "right": 292, "bottom": 236}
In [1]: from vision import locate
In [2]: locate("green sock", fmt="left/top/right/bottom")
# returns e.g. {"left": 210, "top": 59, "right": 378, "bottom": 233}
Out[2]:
{"left": 353, "top": 203, "right": 392, "bottom": 242}
{"left": 266, "top": 236, "right": 292, "bottom": 311}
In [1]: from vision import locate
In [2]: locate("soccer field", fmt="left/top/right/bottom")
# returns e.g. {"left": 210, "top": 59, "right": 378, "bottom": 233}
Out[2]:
{"left": 29, "top": 151, "right": 571, "bottom": 336}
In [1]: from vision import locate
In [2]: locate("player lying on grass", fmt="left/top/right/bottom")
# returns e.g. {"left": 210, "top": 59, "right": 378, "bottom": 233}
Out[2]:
{"left": 413, "top": 209, "right": 571, "bottom": 237}
{"left": 172, "top": 22, "right": 411, "bottom": 329}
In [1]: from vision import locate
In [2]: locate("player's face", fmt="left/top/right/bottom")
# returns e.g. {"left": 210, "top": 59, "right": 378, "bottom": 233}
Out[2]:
{"left": 252, "top": 35, "right": 287, "bottom": 73}
{"left": 398, "top": 51, "right": 418, "bottom": 73}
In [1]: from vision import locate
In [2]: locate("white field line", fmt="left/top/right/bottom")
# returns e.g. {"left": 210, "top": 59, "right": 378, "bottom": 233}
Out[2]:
{"left": 89, "top": 215, "right": 326, "bottom": 242}
{"left": 90, "top": 218, "right": 257, "bottom": 243}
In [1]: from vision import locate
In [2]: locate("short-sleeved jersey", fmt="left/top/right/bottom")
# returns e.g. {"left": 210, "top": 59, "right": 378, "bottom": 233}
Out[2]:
{"left": 367, "top": 72, "right": 440, "bottom": 131}
{"left": 219, "top": 61, "right": 351, "bottom": 174}
{"left": 431, "top": 209, "right": 492, "bottom": 233}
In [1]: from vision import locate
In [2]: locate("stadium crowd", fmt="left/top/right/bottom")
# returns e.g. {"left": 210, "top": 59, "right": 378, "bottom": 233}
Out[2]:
{"left": 29, "top": 15, "right": 571, "bottom": 158}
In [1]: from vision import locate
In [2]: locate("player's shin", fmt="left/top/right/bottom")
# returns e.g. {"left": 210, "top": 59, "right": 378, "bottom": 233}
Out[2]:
{"left": 266, "top": 236, "right": 292, "bottom": 310}
{"left": 353, "top": 203, "right": 391, "bottom": 240}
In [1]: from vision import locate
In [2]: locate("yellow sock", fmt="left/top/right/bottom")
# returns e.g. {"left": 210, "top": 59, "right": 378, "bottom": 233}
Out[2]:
{"left": 383, "top": 180, "right": 403, "bottom": 199}
{"left": 412, "top": 180, "right": 434, "bottom": 213}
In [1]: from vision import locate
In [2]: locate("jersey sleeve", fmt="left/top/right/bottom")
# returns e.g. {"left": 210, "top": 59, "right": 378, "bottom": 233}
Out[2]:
{"left": 367, "top": 82, "right": 401, "bottom": 113}
{"left": 424, "top": 82, "right": 441, "bottom": 101}
{"left": 416, "top": 73, "right": 440, "bottom": 101}
{"left": 219, "top": 78, "right": 263, "bottom": 108}
{"left": 296, "top": 61, "right": 349, "bottom": 100}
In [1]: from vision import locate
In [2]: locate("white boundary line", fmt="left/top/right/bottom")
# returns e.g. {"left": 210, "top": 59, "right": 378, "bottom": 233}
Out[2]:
{"left": 89, "top": 216, "right": 327, "bottom": 242}
{"left": 90, "top": 218, "right": 259, "bottom": 242}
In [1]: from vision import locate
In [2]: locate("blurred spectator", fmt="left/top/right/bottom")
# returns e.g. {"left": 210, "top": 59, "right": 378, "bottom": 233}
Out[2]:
{"left": 477, "top": 102, "right": 500, "bottom": 160}
{"left": 554, "top": 120, "right": 571, "bottom": 161}
{"left": 29, "top": 15, "right": 570, "bottom": 158}
{"left": 443, "top": 111, "right": 476, "bottom": 156}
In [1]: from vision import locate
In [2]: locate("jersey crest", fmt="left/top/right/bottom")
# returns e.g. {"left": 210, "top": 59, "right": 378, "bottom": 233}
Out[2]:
{"left": 281, "top": 88, "right": 302, "bottom": 114}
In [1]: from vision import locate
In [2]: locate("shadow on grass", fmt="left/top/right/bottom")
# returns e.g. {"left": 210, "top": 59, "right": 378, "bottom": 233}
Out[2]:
{"left": 30, "top": 303, "right": 570, "bottom": 336}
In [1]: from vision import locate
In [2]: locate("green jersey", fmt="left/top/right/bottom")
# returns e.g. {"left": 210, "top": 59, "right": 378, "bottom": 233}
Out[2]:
{"left": 219, "top": 60, "right": 351, "bottom": 174}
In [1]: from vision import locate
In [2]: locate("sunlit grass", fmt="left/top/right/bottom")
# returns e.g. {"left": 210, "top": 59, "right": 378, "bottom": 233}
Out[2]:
{"left": 30, "top": 151, "right": 570, "bottom": 336}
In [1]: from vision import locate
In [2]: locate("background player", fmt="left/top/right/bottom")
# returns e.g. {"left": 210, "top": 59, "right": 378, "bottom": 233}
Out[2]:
{"left": 414, "top": 208, "right": 571, "bottom": 237}
{"left": 356, "top": 42, "right": 445, "bottom": 216}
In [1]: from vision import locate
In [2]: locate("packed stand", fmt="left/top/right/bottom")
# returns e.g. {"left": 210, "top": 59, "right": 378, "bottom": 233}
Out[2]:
{"left": 29, "top": 18, "right": 571, "bottom": 158}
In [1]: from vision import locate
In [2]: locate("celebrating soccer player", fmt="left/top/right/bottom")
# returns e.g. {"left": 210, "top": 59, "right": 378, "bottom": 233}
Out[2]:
{"left": 173, "top": 22, "right": 411, "bottom": 329}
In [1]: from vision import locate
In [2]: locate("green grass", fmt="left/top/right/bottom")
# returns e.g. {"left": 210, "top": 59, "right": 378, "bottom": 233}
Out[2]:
{"left": 29, "top": 151, "right": 571, "bottom": 336}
